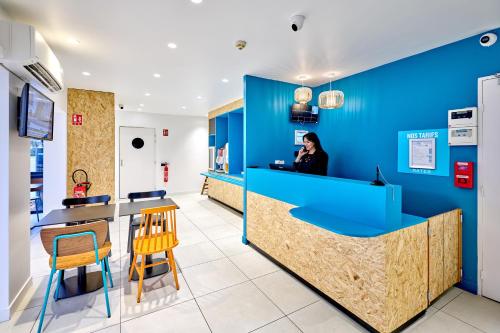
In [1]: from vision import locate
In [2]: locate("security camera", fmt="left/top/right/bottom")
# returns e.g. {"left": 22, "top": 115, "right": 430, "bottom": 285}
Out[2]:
{"left": 479, "top": 33, "right": 497, "bottom": 47}
{"left": 290, "top": 15, "right": 305, "bottom": 32}
{"left": 119, "top": 104, "right": 124, "bottom": 110}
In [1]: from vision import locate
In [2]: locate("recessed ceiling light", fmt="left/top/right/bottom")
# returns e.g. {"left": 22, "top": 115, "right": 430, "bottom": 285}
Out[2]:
{"left": 181, "top": 106, "right": 187, "bottom": 110}
{"left": 191, "top": 0, "right": 203, "bottom": 4}
{"left": 145, "top": 92, "right": 151, "bottom": 96}
{"left": 221, "top": 78, "right": 229, "bottom": 83}
{"left": 153, "top": 73, "right": 161, "bottom": 78}
{"left": 69, "top": 38, "right": 80, "bottom": 45}
{"left": 82, "top": 71, "right": 91, "bottom": 76}
{"left": 196, "top": 96, "right": 203, "bottom": 100}
{"left": 139, "top": 103, "right": 144, "bottom": 107}
{"left": 167, "top": 42, "right": 177, "bottom": 49}
{"left": 137, "top": 108, "right": 142, "bottom": 111}
{"left": 297, "top": 74, "right": 311, "bottom": 81}
{"left": 324, "top": 71, "right": 338, "bottom": 78}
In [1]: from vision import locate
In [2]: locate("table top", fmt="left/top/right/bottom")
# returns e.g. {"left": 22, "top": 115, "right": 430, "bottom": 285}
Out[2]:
{"left": 37, "top": 198, "right": 179, "bottom": 228}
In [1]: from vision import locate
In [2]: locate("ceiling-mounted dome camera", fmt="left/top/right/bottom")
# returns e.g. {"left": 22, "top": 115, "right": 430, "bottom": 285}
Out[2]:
{"left": 290, "top": 15, "right": 305, "bottom": 32}
{"left": 119, "top": 103, "right": 124, "bottom": 110}
{"left": 479, "top": 33, "right": 497, "bottom": 47}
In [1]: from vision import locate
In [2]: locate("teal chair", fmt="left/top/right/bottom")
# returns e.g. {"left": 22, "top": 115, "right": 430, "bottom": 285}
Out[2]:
{"left": 38, "top": 221, "right": 113, "bottom": 333}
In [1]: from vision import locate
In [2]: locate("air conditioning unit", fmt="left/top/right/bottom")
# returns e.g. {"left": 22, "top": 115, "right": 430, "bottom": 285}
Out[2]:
{"left": 0, "top": 21, "right": 64, "bottom": 92}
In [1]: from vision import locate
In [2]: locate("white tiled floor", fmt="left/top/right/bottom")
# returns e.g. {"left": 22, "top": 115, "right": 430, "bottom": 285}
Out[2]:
{"left": 6, "top": 192, "right": 500, "bottom": 333}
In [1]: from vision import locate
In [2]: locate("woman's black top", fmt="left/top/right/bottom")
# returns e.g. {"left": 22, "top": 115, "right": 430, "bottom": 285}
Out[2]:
{"left": 293, "top": 150, "right": 329, "bottom": 176}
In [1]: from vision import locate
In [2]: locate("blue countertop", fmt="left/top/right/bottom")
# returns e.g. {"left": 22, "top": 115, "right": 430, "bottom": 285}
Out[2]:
{"left": 289, "top": 206, "right": 427, "bottom": 238}
{"left": 201, "top": 171, "right": 244, "bottom": 186}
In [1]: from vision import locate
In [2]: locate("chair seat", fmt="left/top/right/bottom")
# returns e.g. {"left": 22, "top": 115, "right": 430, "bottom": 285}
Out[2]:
{"left": 49, "top": 241, "right": 112, "bottom": 270}
{"left": 133, "top": 234, "right": 178, "bottom": 254}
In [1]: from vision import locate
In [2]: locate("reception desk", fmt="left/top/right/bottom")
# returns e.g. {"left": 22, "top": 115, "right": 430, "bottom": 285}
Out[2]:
{"left": 245, "top": 169, "right": 461, "bottom": 333}
{"left": 201, "top": 172, "right": 244, "bottom": 212}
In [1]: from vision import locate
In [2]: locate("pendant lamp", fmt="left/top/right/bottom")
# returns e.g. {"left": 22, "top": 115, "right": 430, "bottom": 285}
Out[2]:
{"left": 294, "top": 75, "right": 312, "bottom": 104}
{"left": 318, "top": 74, "right": 344, "bottom": 109}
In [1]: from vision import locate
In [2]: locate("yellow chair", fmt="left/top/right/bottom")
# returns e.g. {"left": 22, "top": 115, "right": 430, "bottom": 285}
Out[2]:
{"left": 128, "top": 205, "right": 179, "bottom": 302}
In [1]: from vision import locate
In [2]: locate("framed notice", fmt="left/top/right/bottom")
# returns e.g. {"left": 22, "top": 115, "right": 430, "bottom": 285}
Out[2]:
{"left": 294, "top": 130, "right": 308, "bottom": 145}
{"left": 409, "top": 138, "right": 436, "bottom": 169}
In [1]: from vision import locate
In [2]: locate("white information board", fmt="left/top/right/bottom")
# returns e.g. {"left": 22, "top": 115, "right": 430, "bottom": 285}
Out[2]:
{"left": 409, "top": 138, "right": 436, "bottom": 169}
{"left": 294, "top": 130, "right": 308, "bottom": 145}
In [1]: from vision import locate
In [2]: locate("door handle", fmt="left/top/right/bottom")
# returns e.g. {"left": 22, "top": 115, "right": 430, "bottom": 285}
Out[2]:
{"left": 120, "top": 159, "right": 123, "bottom": 167}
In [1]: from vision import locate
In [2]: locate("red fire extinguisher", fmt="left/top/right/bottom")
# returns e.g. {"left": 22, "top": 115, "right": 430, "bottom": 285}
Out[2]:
{"left": 161, "top": 162, "right": 169, "bottom": 184}
{"left": 72, "top": 169, "right": 92, "bottom": 198}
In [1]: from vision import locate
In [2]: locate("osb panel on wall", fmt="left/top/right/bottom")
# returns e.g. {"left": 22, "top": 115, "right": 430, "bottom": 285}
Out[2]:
{"left": 67, "top": 88, "right": 115, "bottom": 202}
{"left": 246, "top": 191, "right": 427, "bottom": 333}
{"left": 208, "top": 99, "right": 243, "bottom": 119}
{"left": 428, "top": 214, "right": 444, "bottom": 302}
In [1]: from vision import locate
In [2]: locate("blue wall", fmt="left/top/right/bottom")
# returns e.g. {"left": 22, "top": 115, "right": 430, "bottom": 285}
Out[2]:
{"left": 244, "top": 28, "right": 500, "bottom": 293}
{"left": 228, "top": 110, "right": 244, "bottom": 175}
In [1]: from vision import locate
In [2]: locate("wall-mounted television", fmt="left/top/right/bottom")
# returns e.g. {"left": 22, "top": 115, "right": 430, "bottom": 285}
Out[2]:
{"left": 290, "top": 104, "right": 319, "bottom": 123}
{"left": 18, "top": 83, "right": 54, "bottom": 140}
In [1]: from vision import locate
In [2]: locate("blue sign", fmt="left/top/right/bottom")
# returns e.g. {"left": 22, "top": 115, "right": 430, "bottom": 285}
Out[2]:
{"left": 397, "top": 128, "right": 449, "bottom": 176}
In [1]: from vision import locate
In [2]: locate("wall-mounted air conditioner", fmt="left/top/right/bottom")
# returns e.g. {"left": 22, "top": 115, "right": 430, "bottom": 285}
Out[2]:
{"left": 0, "top": 21, "right": 64, "bottom": 92}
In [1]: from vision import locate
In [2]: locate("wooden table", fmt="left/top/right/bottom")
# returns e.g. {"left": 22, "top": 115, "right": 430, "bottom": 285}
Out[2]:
{"left": 37, "top": 198, "right": 179, "bottom": 298}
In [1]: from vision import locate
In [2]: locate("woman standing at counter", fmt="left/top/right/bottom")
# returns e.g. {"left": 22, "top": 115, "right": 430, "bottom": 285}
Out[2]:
{"left": 293, "top": 132, "right": 329, "bottom": 176}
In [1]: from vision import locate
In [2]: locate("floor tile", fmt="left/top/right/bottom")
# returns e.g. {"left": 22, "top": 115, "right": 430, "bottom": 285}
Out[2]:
{"left": 399, "top": 306, "right": 438, "bottom": 332}
{"left": 202, "top": 224, "right": 241, "bottom": 241}
{"left": 431, "top": 287, "right": 463, "bottom": 310}
{"left": 120, "top": 300, "right": 211, "bottom": 333}
{"left": 213, "top": 235, "right": 252, "bottom": 257}
{"left": 230, "top": 251, "right": 280, "bottom": 279}
{"left": 197, "top": 281, "right": 283, "bottom": 333}
{"left": 121, "top": 273, "right": 193, "bottom": 321}
{"left": 404, "top": 311, "right": 482, "bottom": 333}
{"left": 253, "top": 271, "right": 319, "bottom": 314}
{"left": 33, "top": 290, "right": 120, "bottom": 333}
{"left": 189, "top": 215, "right": 228, "bottom": 231}
{"left": 92, "top": 324, "right": 120, "bottom": 333}
{"left": 174, "top": 241, "right": 225, "bottom": 268}
{"left": 442, "top": 291, "right": 500, "bottom": 332}
{"left": 176, "top": 226, "right": 209, "bottom": 248}
{"left": 288, "top": 301, "right": 364, "bottom": 333}
{"left": 251, "top": 317, "right": 302, "bottom": 333}
{"left": 182, "top": 258, "right": 248, "bottom": 297}
{"left": 0, "top": 306, "right": 39, "bottom": 333}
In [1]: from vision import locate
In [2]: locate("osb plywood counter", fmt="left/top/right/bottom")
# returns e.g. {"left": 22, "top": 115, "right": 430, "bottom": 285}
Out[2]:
{"left": 201, "top": 172, "right": 243, "bottom": 212}
{"left": 245, "top": 169, "right": 461, "bottom": 333}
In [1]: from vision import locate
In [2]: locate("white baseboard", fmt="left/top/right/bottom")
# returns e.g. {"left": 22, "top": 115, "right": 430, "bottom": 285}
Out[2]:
{"left": 0, "top": 276, "right": 32, "bottom": 323}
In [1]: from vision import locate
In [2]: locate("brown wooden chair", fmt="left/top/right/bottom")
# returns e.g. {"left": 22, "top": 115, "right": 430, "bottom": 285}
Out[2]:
{"left": 37, "top": 221, "right": 113, "bottom": 333}
{"left": 128, "top": 205, "right": 179, "bottom": 303}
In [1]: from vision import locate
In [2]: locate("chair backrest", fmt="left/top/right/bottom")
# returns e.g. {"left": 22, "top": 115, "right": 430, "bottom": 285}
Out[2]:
{"left": 128, "top": 190, "right": 166, "bottom": 202}
{"left": 135, "top": 205, "right": 177, "bottom": 250}
{"left": 62, "top": 195, "right": 111, "bottom": 208}
{"left": 40, "top": 220, "right": 108, "bottom": 257}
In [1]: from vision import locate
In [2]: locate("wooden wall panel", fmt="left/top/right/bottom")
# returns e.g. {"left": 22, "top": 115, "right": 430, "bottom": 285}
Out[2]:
{"left": 207, "top": 178, "right": 243, "bottom": 212}
{"left": 443, "top": 209, "right": 461, "bottom": 290}
{"left": 246, "top": 191, "right": 427, "bottom": 333}
{"left": 428, "top": 214, "right": 444, "bottom": 302}
{"left": 67, "top": 88, "right": 115, "bottom": 202}
{"left": 208, "top": 99, "right": 243, "bottom": 119}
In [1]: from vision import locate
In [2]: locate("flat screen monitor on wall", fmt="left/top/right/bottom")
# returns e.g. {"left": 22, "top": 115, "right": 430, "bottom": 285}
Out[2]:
{"left": 290, "top": 104, "right": 319, "bottom": 123}
{"left": 18, "top": 83, "right": 55, "bottom": 141}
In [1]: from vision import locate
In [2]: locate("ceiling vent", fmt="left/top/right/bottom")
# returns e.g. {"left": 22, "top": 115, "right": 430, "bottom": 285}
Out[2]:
{"left": 0, "top": 21, "right": 64, "bottom": 92}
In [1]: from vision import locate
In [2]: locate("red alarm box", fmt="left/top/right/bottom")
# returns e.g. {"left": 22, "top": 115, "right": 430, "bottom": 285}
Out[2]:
{"left": 454, "top": 161, "right": 474, "bottom": 189}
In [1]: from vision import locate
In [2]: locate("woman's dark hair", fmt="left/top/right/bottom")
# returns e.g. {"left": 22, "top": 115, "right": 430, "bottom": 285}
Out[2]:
{"left": 303, "top": 132, "right": 324, "bottom": 152}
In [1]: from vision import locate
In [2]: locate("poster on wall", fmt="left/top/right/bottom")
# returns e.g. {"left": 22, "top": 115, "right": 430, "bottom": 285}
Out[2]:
{"left": 294, "top": 130, "right": 308, "bottom": 145}
{"left": 398, "top": 128, "right": 449, "bottom": 176}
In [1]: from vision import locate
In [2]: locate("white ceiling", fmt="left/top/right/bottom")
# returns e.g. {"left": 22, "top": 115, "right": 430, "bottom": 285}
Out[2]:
{"left": 1, "top": 0, "right": 499, "bottom": 116}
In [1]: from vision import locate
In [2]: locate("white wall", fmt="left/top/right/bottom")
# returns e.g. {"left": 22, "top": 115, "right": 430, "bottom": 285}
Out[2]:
{"left": 116, "top": 112, "right": 208, "bottom": 197}
{"left": 0, "top": 67, "right": 31, "bottom": 321}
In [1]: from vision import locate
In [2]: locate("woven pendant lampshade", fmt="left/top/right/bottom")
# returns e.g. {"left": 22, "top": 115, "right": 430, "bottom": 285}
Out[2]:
{"left": 294, "top": 87, "right": 312, "bottom": 104}
{"left": 318, "top": 90, "right": 344, "bottom": 109}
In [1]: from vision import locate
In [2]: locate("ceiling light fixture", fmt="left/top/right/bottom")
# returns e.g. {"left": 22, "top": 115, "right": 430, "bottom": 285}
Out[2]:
{"left": 181, "top": 106, "right": 187, "bottom": 110}
{"left": 221, "top": 78, "right": 229, "bottom": 83}
{"left": 145, "top": 92, "right": 151, "bottom": 96}
{"left": 82, "top": 71, "right": 91, "bottom": 76}
{"left": 69, "top": 38, "right": 80, "bottom": 45}
{"left": 138, "top": 108, "right": 142, "bottom": 111}
{"left": 167, "top": 42, "right": 177, "bottom": 49}
{"left": 196, "top": 96, "right": 203, "bottom": 100}
{"left": 294, "top": 74, "right": 312, "bottom": 104}
{"left": 139, "top": 103, "right": 144, "bottom": 107}
{"left": 318, "top": 72, "right": 344, "bottom": 109}
{"left": 153, "top": 73, "right": 161, "bottom": 78}
{"left": 191, "top": 0, "right": 203, "bottom": 4}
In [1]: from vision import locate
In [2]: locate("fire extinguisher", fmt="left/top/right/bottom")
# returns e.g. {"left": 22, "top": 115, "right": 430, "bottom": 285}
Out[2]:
{"left": 72, "top": 169, "right": 92, "bottom": 198}
{"left": 161, "top": 162, "right": 169, "bottom": 184}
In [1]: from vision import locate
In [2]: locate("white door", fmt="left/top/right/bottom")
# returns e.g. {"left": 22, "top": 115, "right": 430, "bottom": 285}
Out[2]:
{"left": 119, "top": 127, "right": 156, "bottom": 198}
{"left": 479, "top": 75, "right": 500, "bottom": 302}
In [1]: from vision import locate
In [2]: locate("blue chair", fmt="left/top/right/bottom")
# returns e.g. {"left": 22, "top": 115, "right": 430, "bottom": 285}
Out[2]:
{"left": 38, "top": 221, "right": 113, "bottom": 333}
